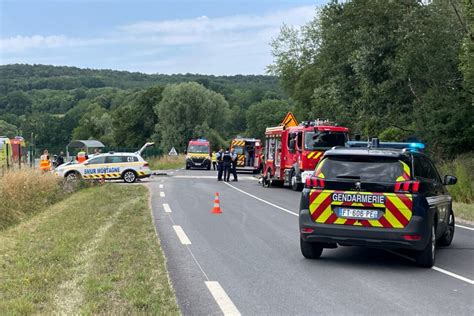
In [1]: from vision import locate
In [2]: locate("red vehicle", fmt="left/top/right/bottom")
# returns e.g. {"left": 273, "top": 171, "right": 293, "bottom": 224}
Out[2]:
{"left": 230, "top": 137, "right": 263, "bottom": 173}
{"left": 262, "top": 113, "right": 349, "bottom": 190}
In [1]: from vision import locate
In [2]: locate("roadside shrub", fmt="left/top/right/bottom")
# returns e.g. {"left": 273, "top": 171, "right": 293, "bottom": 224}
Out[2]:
{"left": 0, "top": 169, "right": 88, "bottom": 229}
{"left": 148, "top": 154, "right": 185, "bottom": 170}
{"left": 439, "top": 153, "right": 473, "bottom": 203}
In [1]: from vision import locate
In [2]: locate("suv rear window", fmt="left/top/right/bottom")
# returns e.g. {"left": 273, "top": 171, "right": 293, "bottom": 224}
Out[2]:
{"left": 318, "top": 156, "right": 408, "bottom": 183}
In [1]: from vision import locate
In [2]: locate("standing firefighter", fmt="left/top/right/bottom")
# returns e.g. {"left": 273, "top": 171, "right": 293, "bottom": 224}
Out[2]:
{"left": 39, "top": 149, "right": 51, "bottom": 172}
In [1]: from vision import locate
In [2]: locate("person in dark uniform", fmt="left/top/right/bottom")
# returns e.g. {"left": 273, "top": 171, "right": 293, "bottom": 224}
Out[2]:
{"left": 222, "top": 148, "right": 232, "bottom": 182}
{"left": 230, "top": 148, "right": 238, "bottom": 182}
{"left": 216, "top": 148, "right": 224, "bottom": 181}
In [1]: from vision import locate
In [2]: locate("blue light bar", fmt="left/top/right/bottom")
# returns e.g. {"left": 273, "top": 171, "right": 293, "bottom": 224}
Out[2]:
{"left": 347, "top": 140, "right": 425, "bottom": 151}
{"left": 409, "top": 142, "right": 425, "bottom": 150}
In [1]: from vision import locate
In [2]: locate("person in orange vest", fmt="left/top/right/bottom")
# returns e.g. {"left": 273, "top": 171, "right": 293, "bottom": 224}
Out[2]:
{"left": 76, "top": 148, "right": 88, "bottom": 163}
{"left": 39, "top": 149, "right": 51, "bottom": 171}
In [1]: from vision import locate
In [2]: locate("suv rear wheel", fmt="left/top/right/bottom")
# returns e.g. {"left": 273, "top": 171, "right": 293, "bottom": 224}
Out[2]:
{"left": 415, "top": 223, "right": 436, "bottom": 268}
{"left": 300, "top": 238, "right": 323, "bottom": 259}
{"left": 438, "top": 211, "right": 455, "bottom": 247}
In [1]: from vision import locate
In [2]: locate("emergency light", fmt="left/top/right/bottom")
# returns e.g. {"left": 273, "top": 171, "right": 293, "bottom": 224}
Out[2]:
{"left": 347, "top": 139, "right": 426, "bottom": 151}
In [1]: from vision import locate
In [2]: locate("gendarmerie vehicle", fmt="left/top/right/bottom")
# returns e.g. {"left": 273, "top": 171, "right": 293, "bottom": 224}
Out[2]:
{"left": 299, "top": 139, "right": 457, "bottom": 267}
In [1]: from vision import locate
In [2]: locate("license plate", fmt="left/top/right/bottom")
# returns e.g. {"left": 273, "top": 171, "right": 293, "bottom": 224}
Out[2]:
{"left": 194, "top": 163, "right": 201, "bottom": 166}
{"left": 335, "top": 207, "right": 381, "bottom": 220}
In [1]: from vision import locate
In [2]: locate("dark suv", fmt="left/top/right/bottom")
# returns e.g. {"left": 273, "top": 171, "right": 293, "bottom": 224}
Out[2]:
{"left": 299, "top": 142, "right": 457, "bottom": 267}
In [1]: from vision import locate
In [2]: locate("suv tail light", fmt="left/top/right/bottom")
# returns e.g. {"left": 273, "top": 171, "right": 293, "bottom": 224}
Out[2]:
{"left": 305, "top": 176, "right": 325, "bottom": 189}
{"left": 394, "top": 180, "right": 419, "bottom": 193}
{"left": 143, "top": 163, "right": 149, "bottom": 168}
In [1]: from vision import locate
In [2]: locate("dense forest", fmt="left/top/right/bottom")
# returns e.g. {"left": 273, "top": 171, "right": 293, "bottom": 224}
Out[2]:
{"left": 0, "top": 0, "right": 472, "bottom": 159}
{"left": 0, "top": 64, "right": 289, "bottom": 154}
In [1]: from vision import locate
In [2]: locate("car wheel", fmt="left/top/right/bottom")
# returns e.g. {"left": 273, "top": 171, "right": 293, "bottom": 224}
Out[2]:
{"left": 122, "top": 170, "right": 137, "bottom": 183}
{"left": 415, "top": 223, "right": 436, "bottom": 268}
{"left": 300, "top": 238, "right": 323, "bottom": 259}
{"left": 291, "top": 170, "right": 303, "bottom": 191}
{"left": 263, "top": 170, "right": 272, "bottom": 188}
{"left": 66, "top": 171, "right": 80, "bottom": 181}
{"left": 207, "top": 164, "right": 211, "bottom": 170}
{"left": 438, "top": 211, "right": 455, "bottom": 247}
{"left": 185, "top": 164, "right": 190, "bottom": 170}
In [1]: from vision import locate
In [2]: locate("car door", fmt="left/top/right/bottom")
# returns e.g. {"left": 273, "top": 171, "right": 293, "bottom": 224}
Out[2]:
{"left": 424, "top": 156, "right": 451, "bottom": 235}
{"left": 82, "top": 156, "right": 106, "bottom": 178}
{"left": 104, "top": 155, "right": 125, "bottom": 178}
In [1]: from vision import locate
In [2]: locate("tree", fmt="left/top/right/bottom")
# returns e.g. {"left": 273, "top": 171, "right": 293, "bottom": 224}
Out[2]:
{"left": 72, "top": 105, "right": 114, "bottom": 145}
{"left": 246, "top": 99, "right": 293, "bottom": 141}
{"left": 270, "top": 0, "right": 472, "bottom": 156}
{"left": 154, "top": 82, "right": 231, "bottom": 152}
{"left": 0, "top": 120, "right": 18, "bottom": 137}
{"left": 113, "top": 86, "right": 163, "bottom": 147}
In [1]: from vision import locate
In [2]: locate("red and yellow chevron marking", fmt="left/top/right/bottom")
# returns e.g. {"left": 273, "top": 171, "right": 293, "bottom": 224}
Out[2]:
{"left": 307, "top": 151, "right": 323, "bottom": 160}
{"left": 232, "top": 140, "right": 245, "bottom": 147}
{"left": 309, "top": 190, "right": 413, "bottom": 228}
{"left": 314, "top": 158, "right": 327, "bottom": 178}
{"left": 237, "top": 154, "right": 245, "bottom": 166}
{"left": 396, "top": 160, "right": 411, "bottom": 182}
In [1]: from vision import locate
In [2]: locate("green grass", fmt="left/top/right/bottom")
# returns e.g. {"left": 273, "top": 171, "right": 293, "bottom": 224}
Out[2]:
{"left": 0, "top": 184, "right": 179, "bottom": 314}
{"left": 453, "top": 202, "right": 474, "bottom": 222}
{"left": 148, "top": 154, "right": 186, "bottom": 170}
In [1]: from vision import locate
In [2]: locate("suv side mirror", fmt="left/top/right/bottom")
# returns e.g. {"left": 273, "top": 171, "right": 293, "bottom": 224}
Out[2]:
{"left": 443, "top": 175, "right": 457, "bottom": 185}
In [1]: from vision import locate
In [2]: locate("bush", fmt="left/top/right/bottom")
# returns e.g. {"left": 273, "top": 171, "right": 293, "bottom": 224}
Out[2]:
{"left": 439, "top": 153, "right": 473, "bottom": 203}
{"left": 0, "top": 169, "right": 86, "bottom": 229}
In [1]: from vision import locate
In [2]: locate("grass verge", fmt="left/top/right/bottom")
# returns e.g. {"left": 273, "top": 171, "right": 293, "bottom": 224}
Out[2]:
{"left": 148, "top": 154, "right": 185, "bottom": 170}
{"left": 0, "top": 184, "right": 179, "bottom": 314}
{"left": 453, "top": 202, "right": 474, "bottom": 223}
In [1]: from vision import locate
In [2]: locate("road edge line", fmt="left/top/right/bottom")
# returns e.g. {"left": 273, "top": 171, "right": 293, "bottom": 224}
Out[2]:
{"left": 432, "top": 266, "right": 474, "bottom": 285}
{"left": 205, "top": 281, "right": 241, "bottom": 316}
{"left": 224, "top": 182, "right": 298, "bottom": 217}
{"left": 455, "top": 224, "right": 474, "bottom": 231}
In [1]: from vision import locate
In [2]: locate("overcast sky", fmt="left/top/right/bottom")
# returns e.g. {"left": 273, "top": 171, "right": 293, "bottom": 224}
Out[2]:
{"left": 0, "top": 0, "right": 326, "bottom": 75}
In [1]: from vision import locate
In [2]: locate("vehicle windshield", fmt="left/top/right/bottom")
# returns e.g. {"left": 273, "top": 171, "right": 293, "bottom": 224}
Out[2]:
{"left": 188, "top": 145, "right": 209, "bottom": 153}
{"left": 318, "top": 156, "right": 407, "bottom": 183}
{"left": 304, "top": 131, "right": 346, "bottom": 150}
{"left": 233, "top": 146, "right": 244, "bottom": 154}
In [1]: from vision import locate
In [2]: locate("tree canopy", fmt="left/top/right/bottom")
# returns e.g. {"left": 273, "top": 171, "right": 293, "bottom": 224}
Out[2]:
{"left": 271, "top": 0, "right": 473, "bottom": 157}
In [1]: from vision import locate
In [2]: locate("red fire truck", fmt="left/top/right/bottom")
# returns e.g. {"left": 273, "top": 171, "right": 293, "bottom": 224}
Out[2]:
{"left": 262, "top": 113, "right": 349, "bottom": 190}
{"left": 230, "top": 137, "right": 263, "bottom": 173}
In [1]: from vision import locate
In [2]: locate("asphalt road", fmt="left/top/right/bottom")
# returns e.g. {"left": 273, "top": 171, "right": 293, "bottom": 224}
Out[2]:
{"left": 149, "top": 168, "right": 474, "bottom": 315}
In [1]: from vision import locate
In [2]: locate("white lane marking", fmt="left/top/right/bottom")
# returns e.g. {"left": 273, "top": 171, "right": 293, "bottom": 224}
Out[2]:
{"left": 456, "top": 224, "right": 474, "bottom": 231}
{"left": 205, "top": 281, "right": 241, "bottom": 316}
{"left": 159, "top": 184, "right": 164, "bottom": 189}
{"left": 160, "top": 191, "right": 165, "bottom": 197}
{"left": 163, "top": 203, "right": 172, "bottom": 213}
{"left": 172, "top": 225, "right": 191, "bottom": 245}
{"left": 386, "top": 250, "right": 474, "bottom": 285}
{"left": 224, "top": 182, "right": 298, "bottom": 217}
{"left": 432, "top": 266, "right": 474, "bottom": 285}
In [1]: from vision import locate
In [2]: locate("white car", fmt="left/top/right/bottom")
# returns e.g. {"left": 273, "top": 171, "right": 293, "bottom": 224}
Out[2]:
{"left": 55, "top": 152, "right": 152, "bottom": 183}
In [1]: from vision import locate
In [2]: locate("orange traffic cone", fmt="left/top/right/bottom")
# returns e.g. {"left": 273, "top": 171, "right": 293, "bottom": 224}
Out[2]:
{"left": 211, "top": 192, "right": 222, "bottom": 214}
